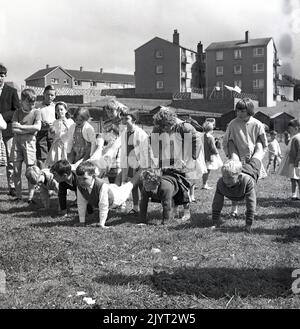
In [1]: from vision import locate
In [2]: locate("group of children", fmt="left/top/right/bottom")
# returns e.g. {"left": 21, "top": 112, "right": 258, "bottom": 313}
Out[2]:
{"left": 1, "top": 85, "right": 300, "bottom": 233}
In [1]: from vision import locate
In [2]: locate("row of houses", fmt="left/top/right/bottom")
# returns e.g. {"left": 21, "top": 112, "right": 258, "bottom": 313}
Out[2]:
{"left": 25, "top": 30, "right": 296, "bottom": 109}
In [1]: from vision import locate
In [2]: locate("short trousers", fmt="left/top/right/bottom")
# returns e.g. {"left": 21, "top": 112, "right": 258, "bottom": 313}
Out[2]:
{"left": 12, "top": 135, "right": 37, "bottom": 166}
{"left": 242, "top": 158, "right": 261, "bottom": 183}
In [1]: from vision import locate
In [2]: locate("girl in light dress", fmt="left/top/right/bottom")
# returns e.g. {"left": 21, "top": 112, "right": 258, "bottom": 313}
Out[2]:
{"left": 45, "top": 102, "right": 74, "bottom": 168}
{"left": 278, "top": 119, "right": 300, "bottom": 200}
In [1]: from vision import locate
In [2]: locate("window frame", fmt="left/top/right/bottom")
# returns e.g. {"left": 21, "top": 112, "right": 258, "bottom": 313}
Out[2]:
{"left": 253, "top": 47, "right": 264, "bottom": 57}
{"left": 156, "top": 80, "right": 164, "bottom": 89}
{"left": 234, "top": 49, "right": 242, "bottom": 59}
{"left": 155, "top": 50, "right": 164, "bottom": 58}
{"left": 253, "top": 79, "right": 264, "bottom": 89}
{"left": 216, "top": 66, "right": 224, "bottom": 76}
{"left": 156, "top": 64, "right": 163, "bottom": 74}
{"left": 233, "top": 64, "right": 242, "bottom": 75}
{"left": 253, "top": 63, "right": 264, "bottom": 73}
{"left": 216, "top": 51, "right": 224, "bottom": 61}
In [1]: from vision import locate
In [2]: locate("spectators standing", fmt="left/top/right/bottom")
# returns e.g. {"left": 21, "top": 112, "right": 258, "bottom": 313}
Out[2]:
{"left": 0, "top": 63, "right": 20, "bottom": 196}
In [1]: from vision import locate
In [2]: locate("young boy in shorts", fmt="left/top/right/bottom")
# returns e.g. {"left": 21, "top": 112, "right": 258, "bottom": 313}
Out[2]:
{"left": 11, "top": 88, "right": 41, "bottom": 203}
{"left": 211, "top": 142, "right": 265, "bottom": 233}
{"left": 25, "top": 165, "right": 58, "bottom": 209}
{"left": 75, "top": 161, "right": 142, "bottom": 228}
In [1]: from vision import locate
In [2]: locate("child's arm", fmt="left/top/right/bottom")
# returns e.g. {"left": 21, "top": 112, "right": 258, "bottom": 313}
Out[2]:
{"left": 13, "top": 120, "right": 41, "bottom": 134}
{"left": 82, "top": 142, "right": 91, "bottom": 161}
{"left": 77, "top": 188, "right": 88, "bottom": 224}
{"left": 211, "top": 182, "right": 225, "bottom": 224}
{"left": 98, "top": 183, "right": 110, "bottom": 228}
{"left": 139, "top": 189, "right": 149, "bottom": 223}
{"left": 58, "top": 183, "right": 68, "bottom": 213}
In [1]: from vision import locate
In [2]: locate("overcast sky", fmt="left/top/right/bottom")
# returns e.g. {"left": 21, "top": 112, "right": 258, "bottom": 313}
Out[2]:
{"left": 1, "top": 0, "right": 299, "bottom": 87}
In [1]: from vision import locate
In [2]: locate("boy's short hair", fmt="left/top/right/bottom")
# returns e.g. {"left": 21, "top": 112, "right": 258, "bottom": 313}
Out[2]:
{"left": 25, "top": 165, "right": 42, "bottom": 185}
{"left": 221, "top": 159, "right": 243, "bottom": 176}
{"left": 74, "top": 107, "right": 90, "bottom": 121}
{"left": 0, "top": 63, "right": 7, "bottom": 75}
{"left": 76, "top": 161, "right": 97, "bottom": 177}
{"left": 50, "top": 160, "right": 72, "bottom": 176}
{"left": 270, "top": 130, "right": 277, "bottom": 136}
{"left": 21, "top": 88, "right": 36, "bottom": 102}
{"left": 121, "top": 110, "right": 138, "bottom": 122}
{"left": 142, "top": 169, "right": 161, "bottom": 186}
{"left": 203, "top": 121, "right": 214, "bottom": 133}
{"left": 43, "top": 85, "right": 56, "bottom": 94}
{"left": 235, "top": 98, "right": 255, "bottom": 116}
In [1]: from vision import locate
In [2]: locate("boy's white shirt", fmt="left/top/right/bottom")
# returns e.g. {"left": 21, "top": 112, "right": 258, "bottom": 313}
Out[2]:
{"left": 67, "top": 121, "right": 96, "bottom": 156}
{"left": 39, "top": 103, "right": 56, "bottom": 124}
{"left": 0, "top": 113, "right": 7, "bottom": 130}
{"left": 77, "top": 180, "right": 133, "bottom": 226}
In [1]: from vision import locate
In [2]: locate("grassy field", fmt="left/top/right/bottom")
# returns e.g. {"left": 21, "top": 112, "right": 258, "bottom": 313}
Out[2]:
{"left": 0, "top": 137, "right": 300, "bottom": 309}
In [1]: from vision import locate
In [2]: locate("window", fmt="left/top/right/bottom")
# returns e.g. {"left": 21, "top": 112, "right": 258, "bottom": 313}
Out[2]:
{"left": 51, "top": 78, "right": 59, "bottom": 84}
{"left": 253, "top": 63, "right": 264, "bottom": 73}
{"left": 63, "top": 79, "right": 69, "bottom": 85}
{"left": 216, "top": 51, "right": 223, "bottom": 61}
{"left": 156, "top": 65, "right": 163, "bottom": 74}
{"left": 253, "top": 79, "right": 264, "bottom": 89}
{"left": 156, "top": 81, "right": 164, "bottom": 89}
{"left": 216, "top": 66, "right": 223, "bottom": 76}
{"left": 234, "top": 80, "right": 242, "bottom": 88}
{"left": 90, "top": 81, "right": 97, "bottom": 87}
{"left": 234, "top": 49, "right": 242, "bottom": 59}
{"left": 74, "top": 80, "right": 81, "bottom": 86}
{"left": 234, "top": 65, "right": 242, "bottom": 74}
{"left": 253, "top": 47, "right": 264, "bottom": 57}
{"left": 155, "top": 50, "right": 163, "bottom": 58}
{"left": 216, "top": 81, "right": 224, "bottom": 89}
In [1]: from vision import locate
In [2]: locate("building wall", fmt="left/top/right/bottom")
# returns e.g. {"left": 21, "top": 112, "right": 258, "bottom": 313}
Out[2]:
{"left": 135, "top": 38, "right": 181, "bottom": 94}
{"left": 180, "top": 49, "right": 197, "bottom": 92}
{"left": 45, "top": 68, "right": 73, "bottom": 89}
{"left": 266, "top": 40, "right": 276, "bottom": 107}
{"left": 206, "top": 42, "right": 276, "bottom": 106}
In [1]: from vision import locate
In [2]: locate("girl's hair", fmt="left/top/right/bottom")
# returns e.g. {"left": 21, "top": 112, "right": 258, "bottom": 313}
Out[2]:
{"left": 25, "top": 166, "right": 42, "bottom": 185}
{"left": 221, "top": 159, "right": 243, "bottom": 176}
{"left": 235, "top": 98, "right": 255, "bottom": 116}
{"left": 73, "top": 107, "right": 90, "bottom": 121}
{"left": 153, "top": 107, "right": 177, "bottom": 128}
{"left": 0, "top": 63, "right": 7, "bottom": 75}
{"left": 55, "top": 101, "right": 70, "bottom": 119}
{"left": 43, "top": 85, "right": 56, "bottom": 94}
{"left": 105, "top": 99, "right": 128, "bottom": 117}
{"left": 50, "top": 160, "right": 72, "bottom": 176}
{"left": 142, "top": 169, "right": 161, "bottom": 186}
{"left": 288, "top": 119, "right": 300, "bottom": 128}
{"left": 203, "top": 121, "right": 214, "bottom": 133}
{"left": 21, "top": 88, "right": 36, "bottom": 102}
{"left": 76, "top": 161, "right": 97, "bottom": 177}
{"left": 269, "top": 130, "right": 277, "bottom": 136}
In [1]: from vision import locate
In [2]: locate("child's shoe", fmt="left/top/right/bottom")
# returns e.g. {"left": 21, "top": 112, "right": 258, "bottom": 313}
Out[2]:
{"left": 245, "top": 224, "right": 252, "bottom": 234}
{"left": 181, "top": 210, "right": 191, "bottom": 221}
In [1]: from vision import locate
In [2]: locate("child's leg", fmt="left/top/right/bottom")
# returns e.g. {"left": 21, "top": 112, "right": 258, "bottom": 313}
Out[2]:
{"left": 190, "top": 184, "right": 195, "bottom": 201}
{"left": 13, "top": 161, "right": 23, "bottom": 199}
{"left": 291, "top": 179, "right": 298, "bottom": 198}
{"left": 40, "top": 185, "right": 50, "bottom": 208}
{"left": 296, "top": 179, "right": 300, "bottom": 198}
{"left": 132, "top": 185, "right": 139, "bottom": 211}
{"left": 181, "top": 203, "right": 191, "bottom": 221}
{"left": 202, "top": 170, "right": 211, "bottom": 189}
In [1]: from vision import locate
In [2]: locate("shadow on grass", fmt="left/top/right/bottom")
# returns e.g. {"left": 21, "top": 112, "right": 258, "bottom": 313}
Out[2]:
{"left": 257, "top": 197, "right": 300, "bottom": 208}
{"left": 93, "top": 266, "right": 293, "bottom": 299}
{"left": 169, "top": 213, "right": 212, "bottom": 231}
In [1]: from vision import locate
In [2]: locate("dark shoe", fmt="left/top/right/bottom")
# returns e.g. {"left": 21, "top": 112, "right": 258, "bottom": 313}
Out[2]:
{"left": 7, "top": 188, "right": 16, "bottom": 197}
{"left": 27, "top": 199, "right": 37, "bottom": 205}
{"left": 12, "top": 197, "right": 23, "bottom": 203}
{"left": 127, "top": 208, "right": 138, "bottom": 216}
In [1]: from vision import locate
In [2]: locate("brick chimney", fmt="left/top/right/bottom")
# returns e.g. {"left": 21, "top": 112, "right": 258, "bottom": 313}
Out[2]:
{"left": 46, "top": 64, "right": 49, "bottom": 69}
{"left": 245, "top": 31, "right": 249, "bottom": 43}
{"left": 80, "top": 66, "right": 83, "bottom": 71}
{"left": 173, "top": 29, "right": 179, "bottom": 45}
{"left": 197, "top": 42, "right": 203, "bottom": 54}
{"left": 100, "top": 68, "right": 103, "bottom": 74}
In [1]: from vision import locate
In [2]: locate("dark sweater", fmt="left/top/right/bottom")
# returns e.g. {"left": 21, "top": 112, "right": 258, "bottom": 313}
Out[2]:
{"left": 77, "top": 177, "right": 105, "bottom": 208}
{"left": 140, "top": 175, "right": 180, "bottom": 223}
{"left": 212, "top": 173, "right": 256, "bottom": 225}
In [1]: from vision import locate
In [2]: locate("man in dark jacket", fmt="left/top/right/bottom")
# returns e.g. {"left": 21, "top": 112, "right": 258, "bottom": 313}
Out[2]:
{"left": 0, "top": 63, "right": 20, "bottom": 196}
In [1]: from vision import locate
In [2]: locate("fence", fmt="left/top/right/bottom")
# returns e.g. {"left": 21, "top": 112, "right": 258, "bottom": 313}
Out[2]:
{"left": 21, "top": 85, "right": 103, "bottom": 97}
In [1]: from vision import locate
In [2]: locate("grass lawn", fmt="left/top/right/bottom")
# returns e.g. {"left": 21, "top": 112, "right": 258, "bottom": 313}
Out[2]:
{"left": 0, "top": 137, "right": 300, "bottom": 309}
